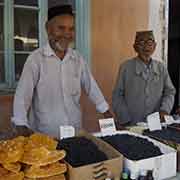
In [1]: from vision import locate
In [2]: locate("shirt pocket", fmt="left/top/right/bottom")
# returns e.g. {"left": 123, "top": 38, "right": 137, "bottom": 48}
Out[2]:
{"left": 64, "top": 60, "right": 81, "bottom": 96}
{"left": 150, "top": 74, "right": 163, "bottom": 96}
{"left": 70, "top": 76, "right": 81, "bottom": 96}
{"left": 152, "top": 73, "right": 160, "bottom": 82}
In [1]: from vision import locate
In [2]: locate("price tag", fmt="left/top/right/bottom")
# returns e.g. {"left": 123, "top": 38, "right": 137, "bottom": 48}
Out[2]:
{"left": 99, "top": 118, "right": 116, "bottom": 136}
{"left": 164, "top": 115, "right": 175, "bottom": 125}
{"left": 147, "top": 112, "right": 162, "bottom": 131}
{"left": 59, "top": 126, "right": 75, "bottom": 139}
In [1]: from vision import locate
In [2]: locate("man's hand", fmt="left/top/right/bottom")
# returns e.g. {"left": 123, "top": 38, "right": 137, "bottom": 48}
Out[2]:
{"left": 102, "top": 110, "right": 113, "bottom": 119}
{"left": 176, "top": 107, "right": 180, "bottom": 115}
{"left": 15, "top": 125, "right": 34, "bottom": 136}
{"left": 159, "top": 111, "right": 169, "bottom": 122}
{"left": 114, "top": 120, "right": 127, "bottom": 130}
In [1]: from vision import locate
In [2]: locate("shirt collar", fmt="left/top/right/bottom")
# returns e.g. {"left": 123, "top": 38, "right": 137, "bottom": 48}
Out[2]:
{"left": 42, "top": 42, "right": 55, "bottom": 57}
{"left": 42, "top": 42, "right": 75, "bottom": 60}
{"left": 135, "top": 56, "right": 159, "bottom": 75}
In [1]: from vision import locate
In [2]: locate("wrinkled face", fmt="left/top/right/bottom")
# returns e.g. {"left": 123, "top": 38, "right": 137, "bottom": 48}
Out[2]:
{"left": 46, "top": 14, "right": 75, "bottom": 52}
{"left": 134, "top": 35, "right": 156, "bottom": 58}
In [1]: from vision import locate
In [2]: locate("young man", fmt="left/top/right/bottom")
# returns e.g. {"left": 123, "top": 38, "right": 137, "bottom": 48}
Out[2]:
{"left": 12, "top": 5, "right": 112, "bottom": 138}
{"left": 112, "top": 30, "right": 175, "bottom": 126}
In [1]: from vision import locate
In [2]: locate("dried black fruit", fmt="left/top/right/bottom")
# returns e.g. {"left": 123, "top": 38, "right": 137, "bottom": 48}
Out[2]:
{"left": 100, "top": 134, "right": 162, "bottom": 160}
{"left": 57, "top": 137, "right": 108, "bottom": 167}
{"left": 143, "top": 127, "right": 180, "bottom": 144}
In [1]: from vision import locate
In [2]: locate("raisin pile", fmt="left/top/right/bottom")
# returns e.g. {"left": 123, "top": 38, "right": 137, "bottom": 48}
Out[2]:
{"left": 143, "top": 127, "right": 180, "bottom": 144}
{"left": 168, "top": 123, "right": 180, "bottom": 130}
{"left": 57, "top": 137, "right": 108, "bottom": 167}
{"left": 101, "top": 134, "right": 162, "bottom": 160}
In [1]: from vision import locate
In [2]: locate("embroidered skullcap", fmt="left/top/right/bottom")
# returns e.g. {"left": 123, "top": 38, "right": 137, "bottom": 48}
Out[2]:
{"left": 48, "top": 5, "right": 73, "bottom": 21}
{"left": 135, "top": 30, "right": 155, "bottom": 43}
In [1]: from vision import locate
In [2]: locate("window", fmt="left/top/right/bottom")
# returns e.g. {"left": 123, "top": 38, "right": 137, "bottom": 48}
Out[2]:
{"left": 0, "top": 0, "right": 90, "bottom": 89}
{"left": 0, "top": 0, "right": 46, "bottom": 88}
{"left": 0, "top": 0, "right": 4, "bottom": 82}
{"left": 14, "top": 0, "right": 38, "bottom": 6}
{"left": 14, "top": 2, "right": 39, "bottom": 80}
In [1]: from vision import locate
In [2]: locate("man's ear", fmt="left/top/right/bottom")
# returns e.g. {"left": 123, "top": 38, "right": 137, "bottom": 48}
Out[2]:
{"left": 45, "top": 21, "right": 48, "bottom": 29}
{"left": 45, "top": 21, "right": 49, "bottom": 34}
{"left": 152, "top": 42, "right": 157, "bottom": 51}
{"left": 133, "top": 44, "right": 138, "bottom": 52}
{"left": 154, "top": 42, "right": 157, "bottom": 48}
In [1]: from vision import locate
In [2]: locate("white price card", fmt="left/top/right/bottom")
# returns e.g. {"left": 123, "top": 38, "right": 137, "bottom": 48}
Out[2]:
{"left": 147, "top": 112, "right": 162, "bottom": 131}
{"left": 99, "top": 118, "right": 116, "bottom": 136}
{"left": 59, "top": 126, "right": 75, "bottom": 139}
{"left": 164, "top": 115, "right": 175, "bottom": 125}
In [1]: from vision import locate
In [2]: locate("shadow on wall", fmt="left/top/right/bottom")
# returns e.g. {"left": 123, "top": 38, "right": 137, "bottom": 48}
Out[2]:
{"left": 80, "top": 91, "right": 106, "bottom": 133}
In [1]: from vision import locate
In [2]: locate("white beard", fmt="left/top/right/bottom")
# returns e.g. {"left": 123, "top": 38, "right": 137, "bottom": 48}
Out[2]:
{"left": 55, "top": 41, "right": 65, "bottom": 51}
{"left": 49, "top": 38, "right": 68, "bottom": 52}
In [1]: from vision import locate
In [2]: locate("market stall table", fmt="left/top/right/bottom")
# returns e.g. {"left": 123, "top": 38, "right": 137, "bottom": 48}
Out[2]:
{"left": 168, "top": 172, "right": 180, "bottom": 180}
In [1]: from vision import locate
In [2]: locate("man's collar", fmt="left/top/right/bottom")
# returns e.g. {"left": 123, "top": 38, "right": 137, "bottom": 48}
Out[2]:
{"left": 135, "top": 57, "right": 159, "bottom": 75}
{"left": 42, "top": 42, "right": 75, "bottom": 60}
{"left": 42, "top": 43, "right": 56, "bottom": 57}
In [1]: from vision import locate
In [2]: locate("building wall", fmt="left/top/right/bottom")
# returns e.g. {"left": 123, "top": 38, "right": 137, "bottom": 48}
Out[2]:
{"left": 0, "top": 0, "right": 165, "bottom": 133}
{"left": 82, "top": 0, "right": 166, "bottom": 132}
{"left": 82, "top": 0, "right": 150, "bottom": 131}
{"left": 148, "top": 0, "right": 167, "bottom": 63}
{"left": 0, "top": 95, "right": 13, "bottom": 131}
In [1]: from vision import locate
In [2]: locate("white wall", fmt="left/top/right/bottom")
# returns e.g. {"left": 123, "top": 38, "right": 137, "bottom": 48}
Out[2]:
{"left": 148, "top": 0, "right": 168, "bottom": 65}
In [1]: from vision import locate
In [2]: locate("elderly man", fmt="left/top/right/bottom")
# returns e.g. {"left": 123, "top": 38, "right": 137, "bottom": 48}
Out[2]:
{"left": 112, "top": 30, "right": 175, "bottom": 126}
{"left": 12, "top": 5, "right": 112, "bottom": 138}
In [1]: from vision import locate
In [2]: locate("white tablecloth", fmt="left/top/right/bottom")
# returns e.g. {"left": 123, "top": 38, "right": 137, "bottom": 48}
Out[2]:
{"left": 168, "top": 172, "right": 180, "bottom": 180}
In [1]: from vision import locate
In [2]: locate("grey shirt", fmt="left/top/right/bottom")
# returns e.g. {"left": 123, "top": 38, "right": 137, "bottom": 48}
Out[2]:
{"left": 12, "top": 43, "right": 109, "bottom": 138}
{"left": 112, "top": 57, "right": 176, "bottom": 125}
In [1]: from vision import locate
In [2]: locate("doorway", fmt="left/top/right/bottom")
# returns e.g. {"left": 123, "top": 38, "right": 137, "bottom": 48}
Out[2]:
{"left": 168, "top": 0, "right": 180, "bottom": 113}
